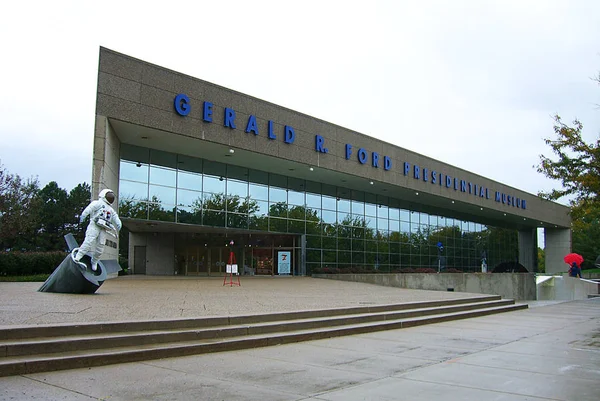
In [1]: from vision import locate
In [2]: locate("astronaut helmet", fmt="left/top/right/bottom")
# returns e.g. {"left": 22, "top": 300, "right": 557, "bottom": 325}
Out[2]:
{"left": 99, "top": 189, "right": 116, "bottom": 205}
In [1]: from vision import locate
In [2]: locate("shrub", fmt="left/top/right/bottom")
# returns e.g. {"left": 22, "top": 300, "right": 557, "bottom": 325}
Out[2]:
{"left": 0, "top": 251, "right": 66, "bottom": 276}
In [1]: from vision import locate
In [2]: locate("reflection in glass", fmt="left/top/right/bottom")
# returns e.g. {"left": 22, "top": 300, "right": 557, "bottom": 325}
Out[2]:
{"left": 120, "top": 180, "right": 149, "bottom": 201}
{"left": 120, "top": 161, "right": 149, "bottom": 183}
{"left": 177, "top": 188, "right": 202, "bottom": 207}
{"left": 269, "top": 187, "right": 287, "bottom": 203}
{"left": 150, "top": 166, "right": 176, "bottom": 187}
{"left": 227, "top": 179, "right": 248, "bottom": 197}
{"left": 178, "top": 170, "right": 202, "bottom": 191}
{"left": 203, "top": 175, "right": 225, "bottom": 194}
{"left": 249, "top": 183, "right": 269, "bottom": 201}
{"left": 149, "top": 185, "right": 176, "bottom": 205}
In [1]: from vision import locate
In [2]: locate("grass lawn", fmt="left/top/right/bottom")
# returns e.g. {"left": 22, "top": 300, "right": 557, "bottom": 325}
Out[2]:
{"left": 0, "top": 274, "right": 50, "bottom": 282}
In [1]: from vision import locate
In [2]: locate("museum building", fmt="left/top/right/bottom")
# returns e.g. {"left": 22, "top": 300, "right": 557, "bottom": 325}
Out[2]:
{"left": 92, "top": 48, "right": 571, "bottom": 277}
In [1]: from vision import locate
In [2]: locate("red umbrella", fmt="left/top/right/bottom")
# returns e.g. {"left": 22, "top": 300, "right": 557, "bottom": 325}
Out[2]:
{"left": 564, "top": 253, "right": 584, "bottom": 266}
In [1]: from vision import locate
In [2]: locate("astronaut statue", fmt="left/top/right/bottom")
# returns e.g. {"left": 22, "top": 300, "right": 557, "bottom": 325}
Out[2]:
{"left": 72, "top": 189, "right": 122, "bottom": 271}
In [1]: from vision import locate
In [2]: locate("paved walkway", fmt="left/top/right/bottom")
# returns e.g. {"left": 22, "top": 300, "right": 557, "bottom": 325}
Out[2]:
{"left": 0, "top": 276, "right": 485, "bottom": 326}
{"left": 1, "top": 277, "right": 599, "bottom": 400}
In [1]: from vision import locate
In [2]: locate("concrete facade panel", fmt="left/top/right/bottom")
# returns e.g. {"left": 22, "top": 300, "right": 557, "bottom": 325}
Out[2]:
{"left": 99, "top": 50, "right": 143, "bottom": 82}
{"left": 98, "top": 72, "right": 141, "bottom": 103}
{"left": 96, "top": 94, "right": 142, "bottom": 125}
{"left": 141, "top": 64, "right": 175, "bottom": 92}
{"left": 140, "top": 85, "right": 175, "bottom": 113}
{"left": 138, "top": 104, "right": 174, "bottom": 132}
{"left": 545, "top": 228, "right": 571, "bottom": 274}
{"left": 173, "top": 73, "right": 206, "bottom": 101}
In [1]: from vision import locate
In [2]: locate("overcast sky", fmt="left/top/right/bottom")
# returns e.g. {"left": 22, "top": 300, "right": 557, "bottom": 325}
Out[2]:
{"left": 0, "top": 0, "right": 598, "bottom": 207}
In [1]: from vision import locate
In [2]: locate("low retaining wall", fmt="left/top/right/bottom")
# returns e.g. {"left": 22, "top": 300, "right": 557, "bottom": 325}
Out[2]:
{"left": 312, "top": 273, "right": 537, "bottom": 300}
{"left": 537, "top": 275, "right": 600, "bottom": 301}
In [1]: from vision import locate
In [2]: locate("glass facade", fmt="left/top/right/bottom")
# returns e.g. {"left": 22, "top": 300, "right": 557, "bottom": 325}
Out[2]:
{"left": 119, "top": 145, "right": 519, "bottom": 274}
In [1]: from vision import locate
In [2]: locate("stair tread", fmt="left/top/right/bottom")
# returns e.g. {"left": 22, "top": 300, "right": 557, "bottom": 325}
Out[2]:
{"left": 0, "top": 299, "right": 515, "bottom": 346}
{"left": 0, "top": 303, "right": 526, "bottom": 366}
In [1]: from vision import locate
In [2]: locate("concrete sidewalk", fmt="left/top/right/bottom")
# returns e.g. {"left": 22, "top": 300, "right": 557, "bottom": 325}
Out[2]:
{"left": 1, "top": 277, "right": 599, "bottom": 400}
{"left": 0, "top": 276, "right": 485, "bottom": 326}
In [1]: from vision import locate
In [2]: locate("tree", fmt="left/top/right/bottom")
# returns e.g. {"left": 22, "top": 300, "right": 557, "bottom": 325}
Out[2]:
{"left": 67, "top": 183, "right": 91, "bottom": 245}
{"left": 0, "top": 163, "right": 41, "bottom": 251}
{"left": 536, "top": 72, "right": 600, "bottom": 269}
{"left": 35, "top": 181, "right": 70, "bottom": 250}
{"left": 536, "top": 115, "right": 600, "bottom": 205}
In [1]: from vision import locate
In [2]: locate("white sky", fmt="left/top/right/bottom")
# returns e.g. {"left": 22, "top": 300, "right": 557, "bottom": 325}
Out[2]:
{"left": 0, "top": 0, "right": 598, "bottom": 207}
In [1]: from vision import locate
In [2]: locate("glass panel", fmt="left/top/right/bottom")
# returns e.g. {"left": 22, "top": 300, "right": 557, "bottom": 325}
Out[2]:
{"left": 150, "top": 149, "right": 177, "bottom": 169}
{"left": 400, "top": 209, "right": 410, "bottom": 222}
{"left": 249, "top": 183, "right": 269, "bottom": 201}
{"left": 203, "top": 175, "right": 225, "bottom": 194}
{"left": 401, "top": 221, "right": 410, "bottom": 234}
{"left": 177, "top": 188, "right": 202, "bottom": 207}
{"left": 306, "top": 192, "right": 321, "bottom": 209}
{"left": 203, "top": 160, "right": 226, "bottom": 178}
{"left": 251, "top": 200, "right": 269, "bottom": 216}
{"left": 269, "top": 217, "right": 287, "bottom": 232}
{"left": 288, "top": 190, "right": 304, "bottom": 206}
{"left": 248, "top": 169, "right": 268, "bottom": 185}
{"left": 149, "top": 185, "right": 176, "bottom": 205}
{"left": 149, "top": 166, "right": 176, "bottom": 186}
{"left": 351, "top": 200, "right": 364, "bottom": 215}
{"left": 177, "top": 154, "right": 202, "bottom": 174}
{"left": 227, "top": 165, "right": 248, "bottom": 181}
{"left": 365, "top": 202, "right": 377, "bottom": 217}
{"left": 119, "top": 199, "right": 148, "bottom": 219}
{"left": 338, "top": 211, "right": 352, "bottom": 225}
{"left": 389, "top": 220, "right": 400, "bottom": 232}
{"left": 203, "top": 210, "right": 225, "bottom": 227}
{"left": 177, "top": 170, "right": 202, "bottom": 191}
{"left": 119, "top": 180, "right": 148, "bottom": 201}
{"left": 322, "top": 210, "right": 336, "bottom": 224}
{"left": 203, "top": 193, "right": 225, "bottom": 211}
{"left": 269, "top": 187, "right": 287, "bottom": 203}
{"left": 148, "top": 204, "right": 175, "bottom": 222}
{"left": 377, "top": 218, "right": 388, "bottom": 232}
{"left": 269, "top": 202, "right": 288, "bottom": 218}
{"left": 288, "top": 219, "right": 305, "bottom": 234}
{"left": 227, "top": 213, "right": 248, "bottom": 229}
{"left": 120, "top": 160, "right": 149, "bottom": 183}
{"left": 337, "top": 198, "right": 350, "bottom": 213}
{"left": 121, "top": 144, "right": 149, "bottom": 164}
{"left": 288, "top": 205, "right": 305, "bottom": 220}
{"left": 389, "top": 207, "right": 399, "bottom": 221}
{"left": 322, "top": 195, "right": 336, "bottom": 211}
{"left": 227, "top": 179, "right": 248, "bottom": 197}
{"left": 176, "top": 205, "right": 201, "bottom": 224}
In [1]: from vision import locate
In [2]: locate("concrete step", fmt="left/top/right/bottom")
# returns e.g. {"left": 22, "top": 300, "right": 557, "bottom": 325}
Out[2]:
{"left": 0, "top": 297, "right": 527, "bottom": 377}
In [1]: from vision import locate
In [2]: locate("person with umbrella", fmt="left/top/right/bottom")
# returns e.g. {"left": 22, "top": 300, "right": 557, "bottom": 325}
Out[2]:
{"left": 564, "top": 253, "right": 583, "bottom": 278}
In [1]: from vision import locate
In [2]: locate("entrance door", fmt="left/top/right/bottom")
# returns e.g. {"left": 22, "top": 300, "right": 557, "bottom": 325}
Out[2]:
{"left": 134, "top": 246, "right": 146, "bottom": 275}
{"left": 211, "top": 247, "right": 224, "bottom": 275}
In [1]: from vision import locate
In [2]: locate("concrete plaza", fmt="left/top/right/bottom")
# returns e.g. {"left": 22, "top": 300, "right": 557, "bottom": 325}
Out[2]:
{"left": 1, "top": 276, "right": 599, "bottom": 400}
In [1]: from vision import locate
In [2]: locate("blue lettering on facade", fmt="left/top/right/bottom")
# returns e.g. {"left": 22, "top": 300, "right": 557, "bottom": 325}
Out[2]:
{"left": 245, "top": 115, "right": 258, "bottom": 135}
{"left": 316, "top": 135, "right": 327, "bottom": 153}
{"left": 284, "top": 126, "right": 295, "bottom": 144}
{"left": 224, "top": 108, "right": 236, "bottom": 129}
{"left": 174, "top": 94, "right": 190, "bottom": 116}
{"left": 172, "top": 94, "right": 533, "bottom": 212}
{"left": 384, "top": 156, "right": 392, "bottom": 171}
{"left": 203, "top": 101, "right": 213, "bottom": 122}
{"left": 372, "top": 152, "right": 379, "bottom": 168}
{"left": 268, "top": 120, "right": 276, "bottom": 140}
{"left": 358, "top": 148, "right": 368, "bottom": 164}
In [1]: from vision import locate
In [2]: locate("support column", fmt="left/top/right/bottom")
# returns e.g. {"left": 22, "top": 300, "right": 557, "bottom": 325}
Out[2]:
{"left": 544, "top": 228, "right": 571, "bottom": 274}
{"left": 518, "top": 229, "right": 537, "bottom": 272}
